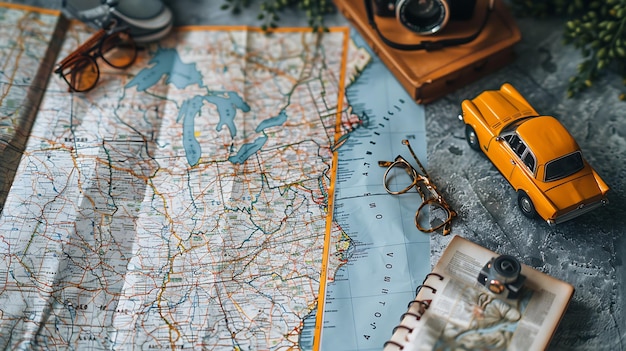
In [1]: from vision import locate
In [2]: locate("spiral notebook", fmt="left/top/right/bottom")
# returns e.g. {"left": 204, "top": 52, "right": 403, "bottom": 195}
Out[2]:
{"left": 384, "top": 235, "right": 574, "bottom": 351}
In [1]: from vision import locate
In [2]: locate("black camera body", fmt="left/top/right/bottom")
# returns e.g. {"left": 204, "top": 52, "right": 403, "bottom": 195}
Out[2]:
{"left": 373, "top": 0, "right": 477, "bottom": 35}
{"left": 477, "top": 255, "right": 526, "bottom": 300}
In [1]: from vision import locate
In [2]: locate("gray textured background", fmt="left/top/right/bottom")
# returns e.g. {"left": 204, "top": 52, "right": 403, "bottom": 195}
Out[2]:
{"left": 6, "top": 0, "right": 626, "bottom": 349}
{"left": 426, "top": 17, "right": 626, "bottom": 351}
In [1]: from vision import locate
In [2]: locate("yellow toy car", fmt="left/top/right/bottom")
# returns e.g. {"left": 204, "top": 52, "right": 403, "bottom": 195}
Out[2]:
{"left": 459, "top": 83, "right": 609, "bottom": 225}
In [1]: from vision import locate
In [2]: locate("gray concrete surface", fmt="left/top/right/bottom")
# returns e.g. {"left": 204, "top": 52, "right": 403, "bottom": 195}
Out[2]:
{"left": 426, "top": 16, "right": 626, "bottom": 351}
{"left": 5, "top": 0, "right": 625, "bottom": 349}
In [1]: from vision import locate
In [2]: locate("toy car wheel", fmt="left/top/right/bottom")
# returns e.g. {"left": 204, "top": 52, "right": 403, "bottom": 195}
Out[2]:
{"left": 465, "top": 125, "right": 480, "bottom": 151}
{"left": 517, "top": 191, "right": 537, "bottom": 218}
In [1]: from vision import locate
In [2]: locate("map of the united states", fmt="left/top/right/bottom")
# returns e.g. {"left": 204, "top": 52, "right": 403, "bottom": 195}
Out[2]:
{"left": 0, "top": 15, "right": 370, "bottom": 350}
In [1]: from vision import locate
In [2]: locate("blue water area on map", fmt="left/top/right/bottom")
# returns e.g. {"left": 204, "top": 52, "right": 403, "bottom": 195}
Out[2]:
{"left": 176, "top": 92, "right": 251, "bottom": 166}
{"left": 256, "top": 109, "right": 287, "bottom": 132}
{"left": 304, "top": 29, "right": 428, "bottom": 351}
{"left": 206, "top": 93, "right": 251, "bottom": 136}
{"left": 178, "top": 96, "right": 205, "bottom": 166}
{"left": 228, "top": 136, "right": 268, "bottom": 164}
{"left": 299, "top": 309, "right": 316, "bottom": 350}
{"left": 126, "top": 48, "right": 204, "bottom": 91}
{"left": 128, "top": 48, "right": 258, "bottom": 166}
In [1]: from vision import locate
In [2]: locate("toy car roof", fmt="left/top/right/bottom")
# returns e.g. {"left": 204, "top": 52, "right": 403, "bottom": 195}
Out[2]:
{"left": 515, "top": 116, "right": 581, "bottom": 165}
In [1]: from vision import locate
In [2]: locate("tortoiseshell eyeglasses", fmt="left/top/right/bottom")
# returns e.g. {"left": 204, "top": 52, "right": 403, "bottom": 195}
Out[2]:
{"left": 379, "top": 139, "right": 457, "bottom": 235}
{"left": 55, "top": 29, "right": 137, "bottom": 92}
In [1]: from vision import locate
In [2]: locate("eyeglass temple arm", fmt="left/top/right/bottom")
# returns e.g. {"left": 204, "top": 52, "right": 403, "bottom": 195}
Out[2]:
{"left": 402, "top": 139, "right": 430, "bottom": 179}
{"left": 56, "top": 29, "right": 107, "bottom": 69}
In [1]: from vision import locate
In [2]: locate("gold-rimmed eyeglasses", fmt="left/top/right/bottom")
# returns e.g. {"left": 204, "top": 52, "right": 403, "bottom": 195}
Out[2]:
{"left": 378, "top": 139, "right": 456, "bottom": 235}
{"left": 55, "top": 28, "right": 137, "bottom": 92}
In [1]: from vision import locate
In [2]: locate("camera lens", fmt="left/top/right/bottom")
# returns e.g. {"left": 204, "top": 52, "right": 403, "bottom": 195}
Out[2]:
{"left": 492, "top": 255, "right": 522, "bottom": 284}
{"left": 396, "top": 0, "right": 449, "bottom": 35}
{"left": 408, "top": 0, "right": 440, "bottom": 19}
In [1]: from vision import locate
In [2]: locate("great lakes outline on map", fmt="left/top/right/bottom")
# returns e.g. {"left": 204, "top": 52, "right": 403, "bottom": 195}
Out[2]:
{"left": 0, "top": 22, "right": 370, "bottom": 350}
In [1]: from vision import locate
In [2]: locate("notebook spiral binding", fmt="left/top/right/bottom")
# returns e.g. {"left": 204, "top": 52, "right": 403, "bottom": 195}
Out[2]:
{"left": 383, "top": 272, "right": 444, "bottom": 349}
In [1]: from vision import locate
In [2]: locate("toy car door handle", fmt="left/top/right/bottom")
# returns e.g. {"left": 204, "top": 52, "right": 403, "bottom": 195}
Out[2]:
{"left": 510, "top": 159, "right": 515, "bottom": 165}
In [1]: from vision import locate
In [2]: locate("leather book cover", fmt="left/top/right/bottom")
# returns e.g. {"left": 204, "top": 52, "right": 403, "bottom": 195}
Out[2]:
{"left": 333, "top": 0, "right": 522, "bottom": 104}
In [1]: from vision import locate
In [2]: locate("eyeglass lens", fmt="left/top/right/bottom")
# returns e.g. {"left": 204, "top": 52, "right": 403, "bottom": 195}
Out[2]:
{"left": 59, "top": 31, "right": 137, "bottom": 92}
{"left": 59, "top": 56, "right": 99, "bottom": 92}
{"left": 384, "top": 160, "right": 418, "bottom": 194}
{"left": 101, "top": 32, "right": 136, "bottom": 69}
{"left": 416, "top": 200, "right": 451, "bottom": 232}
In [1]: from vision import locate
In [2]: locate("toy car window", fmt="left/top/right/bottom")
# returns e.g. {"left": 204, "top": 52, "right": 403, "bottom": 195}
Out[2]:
{"left": 523, "top": 152, "right": 535, "bottom": 172}
{"left": 505, "top": 135, "right": 526, "bottom": 158}
{"left": 505, "top": 135, "right": 519, "bottom": 148}
{"left": 544, "top": 151, "right": 584, "bottom": 182}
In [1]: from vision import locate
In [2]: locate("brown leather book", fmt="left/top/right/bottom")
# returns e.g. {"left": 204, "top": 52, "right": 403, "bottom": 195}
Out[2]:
{"left": 333, "top": 0, "right": 522, "bottom": 104}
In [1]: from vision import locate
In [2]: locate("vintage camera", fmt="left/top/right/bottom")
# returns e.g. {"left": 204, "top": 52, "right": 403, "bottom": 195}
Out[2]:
{"left": 477, "top": 255, "right": 526, "bottom": 299}
{"left": 373, "top": 0, "right": 477, "bottom": 35}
